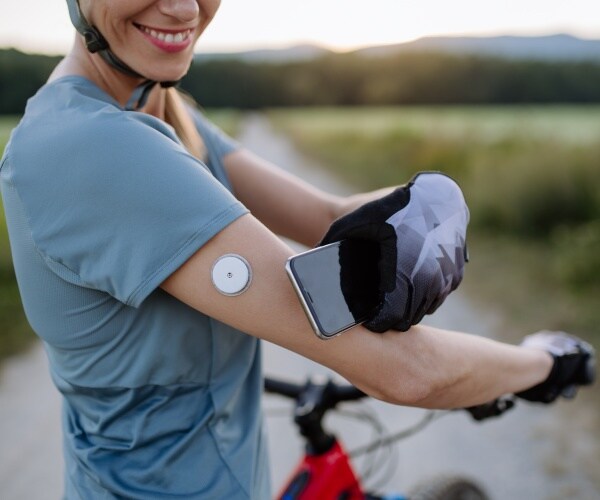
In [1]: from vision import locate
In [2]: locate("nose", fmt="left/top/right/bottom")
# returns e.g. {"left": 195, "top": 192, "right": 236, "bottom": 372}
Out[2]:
{"left": 157, "top": 0, "right": 200, "bottom": 23}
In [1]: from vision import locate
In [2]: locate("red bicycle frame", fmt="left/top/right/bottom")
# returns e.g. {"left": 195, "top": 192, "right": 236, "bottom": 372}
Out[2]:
{"left": 276, "top": 439, "right": 364, "bottom": 499}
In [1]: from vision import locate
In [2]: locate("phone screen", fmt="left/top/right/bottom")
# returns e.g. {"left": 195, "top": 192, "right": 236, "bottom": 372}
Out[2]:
{"left": 286, "top": 240, "right": 380, "bottom": 338}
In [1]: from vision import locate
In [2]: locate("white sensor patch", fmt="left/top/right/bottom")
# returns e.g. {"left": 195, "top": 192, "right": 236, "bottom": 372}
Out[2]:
{"left": 211, "top": 254, "right": 252, "bottom": 296}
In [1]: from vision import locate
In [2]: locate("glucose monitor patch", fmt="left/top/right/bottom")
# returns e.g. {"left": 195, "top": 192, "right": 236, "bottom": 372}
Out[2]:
{"left": 211, "top": 254, "right": 252, "bottom": 296}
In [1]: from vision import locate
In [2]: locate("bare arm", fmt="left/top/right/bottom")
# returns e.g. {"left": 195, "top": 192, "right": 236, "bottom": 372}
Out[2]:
{"left": 223, "top": 149, "right": 394, "bottom": 247}
{"left": 161, "top": 213, "right": 552, "bottom": 409}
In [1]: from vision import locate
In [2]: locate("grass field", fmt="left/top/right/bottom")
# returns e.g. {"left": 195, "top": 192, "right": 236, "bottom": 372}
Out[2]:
{"left": 268, "top": 106, "right": 600, "bottom": 342}
{"left": 269, "top": 106, "right": 600, "bottom": 145}
{"left": 0, "top": 116, "right": 19, "bottom": 148}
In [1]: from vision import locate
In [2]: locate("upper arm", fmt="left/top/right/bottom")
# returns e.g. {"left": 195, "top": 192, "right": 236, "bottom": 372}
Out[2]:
{"left": 161, "top": 214, "right": 317, "bottom": 350}
{"left": 160, "top": 212, "right": 373, "bottom": 377}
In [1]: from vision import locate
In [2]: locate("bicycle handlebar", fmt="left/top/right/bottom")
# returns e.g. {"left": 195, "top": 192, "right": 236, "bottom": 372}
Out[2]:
{"left": 464, "top": 396, "right": 516, "bottom": 421}
{"left": 264, "top": 376, "right": 368, "bottom": 454}
{"left": 264, "top": 375, "right": 516, "bottom": 423}
{"left": 264, "top": 377, "right": 302, "bottom": 399}
{"left": 264, "top": 376, "right": 366, "bottom": 405}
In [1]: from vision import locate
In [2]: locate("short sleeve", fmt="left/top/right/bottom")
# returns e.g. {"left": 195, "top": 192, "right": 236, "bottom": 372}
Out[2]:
{"left": 13, "top": 108, "right": 248, "bottom": 307}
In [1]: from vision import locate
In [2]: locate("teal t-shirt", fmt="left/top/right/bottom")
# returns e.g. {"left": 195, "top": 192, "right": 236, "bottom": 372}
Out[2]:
{"left": 0, "top": 77, "right": 270, "bottom": 499}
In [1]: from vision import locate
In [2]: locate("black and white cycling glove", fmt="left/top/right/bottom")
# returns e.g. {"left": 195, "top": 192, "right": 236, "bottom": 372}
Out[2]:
{"left": 516, "top": 331, "right": 596, "bottom": 403}
{"left": 320, "top": 171, "right": 470, "bottom": 333}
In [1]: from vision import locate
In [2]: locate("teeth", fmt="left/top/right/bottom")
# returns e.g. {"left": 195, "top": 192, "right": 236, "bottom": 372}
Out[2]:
{"left": 141, "top": 26, "right": 190, "bottom": 43}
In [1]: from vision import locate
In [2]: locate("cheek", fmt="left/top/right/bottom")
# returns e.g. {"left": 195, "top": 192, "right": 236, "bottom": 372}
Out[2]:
{"left": 85, "top": 0, "right": 141, "bottom": 37}
{"left": 200, "top": 0, "right": 221, "bottom": 20}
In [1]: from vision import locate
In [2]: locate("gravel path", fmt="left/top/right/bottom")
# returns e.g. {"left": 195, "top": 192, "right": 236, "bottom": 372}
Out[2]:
{"left": 0, "top": 113, "right": 597, "bottom": 499}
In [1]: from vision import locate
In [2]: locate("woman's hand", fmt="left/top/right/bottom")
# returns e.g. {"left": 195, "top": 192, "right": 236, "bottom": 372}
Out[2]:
{"left": 516, "top": 331, "right": 596, "bottom": 403}
{"left": 320, "top": 172, "right": 470, "bottom": 332}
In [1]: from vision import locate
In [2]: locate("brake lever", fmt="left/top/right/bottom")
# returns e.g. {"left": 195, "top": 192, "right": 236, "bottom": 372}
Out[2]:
{"left": 465, "top": 395, "right": 516, "bottom": 422}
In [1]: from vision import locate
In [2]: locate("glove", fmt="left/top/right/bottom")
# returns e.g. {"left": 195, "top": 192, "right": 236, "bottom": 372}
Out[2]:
{"left": 516, "top": 331, "right": 596, "bottom": 404}
{"left": 320, "top": 171, "right": 469, "bottom": 332}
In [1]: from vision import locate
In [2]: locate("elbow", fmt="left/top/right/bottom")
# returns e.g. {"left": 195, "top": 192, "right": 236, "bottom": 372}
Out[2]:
{"left": 355, "top": 371, "right": 439, "bottom": 408}
{"left": 365, "top": 362, "right": 468, "bottom": 409}
{"left": 391, "top": 368, "right": 472, "bottom": 410}
{"left": 383, "top": 378, "right": 437, "bottom": 408}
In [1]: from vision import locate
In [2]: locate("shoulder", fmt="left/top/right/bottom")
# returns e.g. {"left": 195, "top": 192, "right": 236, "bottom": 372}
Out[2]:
{"left": 12, "top": 77, "right": 181, "bottom": 159}
{"left": 8, "top": 77, "right": 195, "bottom": 186}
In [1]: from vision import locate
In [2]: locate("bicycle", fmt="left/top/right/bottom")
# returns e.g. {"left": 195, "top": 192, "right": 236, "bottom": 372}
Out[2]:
{"left": 264, "top": 375, "right": 519, "bottom": 500}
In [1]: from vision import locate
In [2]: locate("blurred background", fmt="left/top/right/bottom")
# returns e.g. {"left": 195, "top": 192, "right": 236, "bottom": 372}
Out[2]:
{"left": 1, "top": 1, "right": 599, "bottom": 498}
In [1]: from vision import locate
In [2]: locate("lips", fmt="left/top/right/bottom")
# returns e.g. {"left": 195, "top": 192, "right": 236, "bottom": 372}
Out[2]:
{"left": 134, "top": 23, "right": 195, "bottom": 53}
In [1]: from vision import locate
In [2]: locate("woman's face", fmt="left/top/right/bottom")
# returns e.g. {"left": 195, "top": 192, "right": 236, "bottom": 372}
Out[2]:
{"left": 81, "top": 0, "right": 221, "bottom": 82}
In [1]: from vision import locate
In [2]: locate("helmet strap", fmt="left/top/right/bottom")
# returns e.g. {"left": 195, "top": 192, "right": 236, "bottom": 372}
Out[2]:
{"left": 66, "top": 0, "right": 181, "bottom": 110}
{"left": 66, "top": 0, "right": 109, "bottom": 54}
{"left": 125, "top": 80, "right": 158, "bottom": 111}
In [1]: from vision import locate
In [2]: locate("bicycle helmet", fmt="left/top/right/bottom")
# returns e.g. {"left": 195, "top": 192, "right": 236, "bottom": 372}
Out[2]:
{"left": 66, "top": 0, "right": 179, "bottom": 110}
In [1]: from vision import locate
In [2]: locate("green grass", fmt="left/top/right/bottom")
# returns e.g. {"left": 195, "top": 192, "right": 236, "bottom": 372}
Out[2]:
{"left": 267, "top": 106, "right": 600, "bottom": 345}
{"left": 203, "top": 108, "right": 243, "bottom": 138}
{"left": 268, "top": 106, "right": 600, "bottom": 145}
{"left": 0, "top": 115, "right": 19, "bottom": 147}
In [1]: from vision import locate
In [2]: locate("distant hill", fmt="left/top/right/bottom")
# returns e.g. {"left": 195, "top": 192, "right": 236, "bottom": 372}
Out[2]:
{"left": 358, "top": 34, "right": 600, "bottom": 61}
{"left": 197, "top": 34, "right": 600, "bottom": 63}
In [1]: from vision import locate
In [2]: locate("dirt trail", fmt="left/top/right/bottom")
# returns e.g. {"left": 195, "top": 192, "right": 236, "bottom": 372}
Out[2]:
{"left": 0, "top": 113, "right": 597, "bottom": 499}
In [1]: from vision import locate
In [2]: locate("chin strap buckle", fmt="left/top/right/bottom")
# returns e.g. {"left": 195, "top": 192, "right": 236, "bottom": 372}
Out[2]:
{"left": 83, "top": 28, "right": 108, "bottom": 54}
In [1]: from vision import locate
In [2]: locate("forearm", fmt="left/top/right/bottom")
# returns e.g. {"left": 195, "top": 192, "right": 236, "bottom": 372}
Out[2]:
{"left": 224, "top": 149, "right": 342, "bottom": 246}
{"left": 332, "top": 186, "right": 395, "bottom": 220}
{"left": 357, "top": 325, "right": 554, "bottom": 409}
{"left": 224, "top": 149, "right": 396, "bottom": 247}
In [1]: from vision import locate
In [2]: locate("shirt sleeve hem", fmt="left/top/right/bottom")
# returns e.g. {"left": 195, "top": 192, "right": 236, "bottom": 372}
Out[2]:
{"left": 126, "top": 203, "right": 249, "bottom": 308}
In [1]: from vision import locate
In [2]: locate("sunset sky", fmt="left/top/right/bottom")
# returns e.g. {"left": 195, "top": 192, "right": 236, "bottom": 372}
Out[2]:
{"left": 2, "top": 0, "right": 600, "bottom": 55}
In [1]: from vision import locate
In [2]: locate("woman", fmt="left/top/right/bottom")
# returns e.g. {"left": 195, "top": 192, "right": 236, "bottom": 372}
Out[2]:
{"left": 0, "top": 1, "right": 593, "bottom": 498}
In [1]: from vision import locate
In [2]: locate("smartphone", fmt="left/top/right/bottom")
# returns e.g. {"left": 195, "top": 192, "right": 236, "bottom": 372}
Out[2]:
{"left": 286, "top": 240, "right": 381, "bottom": 339}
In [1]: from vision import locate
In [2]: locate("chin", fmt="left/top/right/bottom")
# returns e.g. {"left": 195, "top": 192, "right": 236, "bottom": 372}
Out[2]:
{"left": 144, "top": 62, "right": 192, "bottom": 83}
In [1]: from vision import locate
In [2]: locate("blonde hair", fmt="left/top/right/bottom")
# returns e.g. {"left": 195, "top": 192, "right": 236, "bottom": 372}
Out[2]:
{"left": 164, "top": 87, "right": 206, "bottom": 161}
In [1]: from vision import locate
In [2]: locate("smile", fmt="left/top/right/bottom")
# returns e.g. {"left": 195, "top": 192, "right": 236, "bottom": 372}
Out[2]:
{"left": 136, "top": 24, "right": 193, "bottom": 44}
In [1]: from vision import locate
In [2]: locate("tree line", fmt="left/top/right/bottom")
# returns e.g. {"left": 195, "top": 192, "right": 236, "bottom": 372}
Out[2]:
{"left": 1, "top": 47, "right": 600, "bottom": 113}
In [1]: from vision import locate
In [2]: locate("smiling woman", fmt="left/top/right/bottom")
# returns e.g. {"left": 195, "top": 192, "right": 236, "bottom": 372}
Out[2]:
{"left": 0, "top": 1, "right": 594, "bottom": 499}
{"left": 64, "top": 0, "right": 220, "bottom": 100}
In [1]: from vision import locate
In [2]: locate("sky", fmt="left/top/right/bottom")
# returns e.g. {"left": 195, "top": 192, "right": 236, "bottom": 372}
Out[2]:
{"left": 1, "top": 0, "right": 600, "bottom": 55}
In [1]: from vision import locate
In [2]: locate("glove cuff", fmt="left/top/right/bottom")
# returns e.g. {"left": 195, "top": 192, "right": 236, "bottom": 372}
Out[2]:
{"left": 515, "top": 354, "right": 560, "bottom": 404}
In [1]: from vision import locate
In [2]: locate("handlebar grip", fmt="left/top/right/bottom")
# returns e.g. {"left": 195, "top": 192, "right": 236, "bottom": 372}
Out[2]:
{"left": 465, "top": 396, "right": 515, "bottom": 421}
{"left": 264, "top": 377, "right": 301, "bottom": 399}
{"left": 333, "top": 385, "right": 366, "bottom": 402}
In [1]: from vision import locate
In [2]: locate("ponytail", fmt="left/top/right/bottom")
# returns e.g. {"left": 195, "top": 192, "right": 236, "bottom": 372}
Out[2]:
{"left": 164, "top": 87, "right": 206, "bottom": 161}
